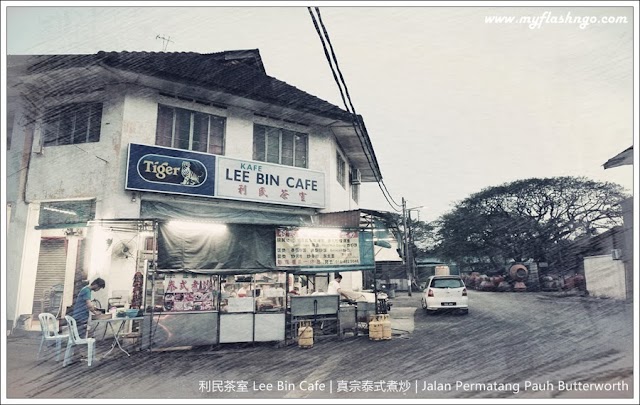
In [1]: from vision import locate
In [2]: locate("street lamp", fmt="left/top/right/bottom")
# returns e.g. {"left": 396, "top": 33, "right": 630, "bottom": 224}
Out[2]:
{"left": 408, "top": 206, "right": 424, "bottom": 222}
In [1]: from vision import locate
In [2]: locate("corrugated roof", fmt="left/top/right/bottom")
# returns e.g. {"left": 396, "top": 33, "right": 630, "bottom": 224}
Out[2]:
{"left": 23, "top": 50, "right": 354, "bottom": 123}
{"left": 12, "top": 50, "right": 383, "bottom": 182}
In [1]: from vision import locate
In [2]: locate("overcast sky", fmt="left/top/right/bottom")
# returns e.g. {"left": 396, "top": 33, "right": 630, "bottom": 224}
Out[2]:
{"left": 3, "top": 2, "right": 637, "bottom": 222}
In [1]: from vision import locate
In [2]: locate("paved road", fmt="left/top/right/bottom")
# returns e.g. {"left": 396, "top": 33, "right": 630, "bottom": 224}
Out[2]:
{"left": 4, "top": 291, "right": 635, "bottom": 402}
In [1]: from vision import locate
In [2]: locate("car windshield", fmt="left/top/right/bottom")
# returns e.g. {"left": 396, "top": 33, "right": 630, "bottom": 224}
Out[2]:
{"left": 431, "top": 278, "right": 464, "bottom": 288}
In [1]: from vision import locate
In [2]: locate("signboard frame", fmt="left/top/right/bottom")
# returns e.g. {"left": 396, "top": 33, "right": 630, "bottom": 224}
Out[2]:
{"left": 215, "top": 155, "right": 326, "bottom": 209}
{"left": 125, "top": 143, "right": 326, "bottom": 209}
{"left": 275, "top": 227, "right": 361, "bottom": 267}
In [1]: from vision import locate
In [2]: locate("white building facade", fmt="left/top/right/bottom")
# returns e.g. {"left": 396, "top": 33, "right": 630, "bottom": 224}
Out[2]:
{"left": 5, "top": 50, "right": 382, "bottom": 336}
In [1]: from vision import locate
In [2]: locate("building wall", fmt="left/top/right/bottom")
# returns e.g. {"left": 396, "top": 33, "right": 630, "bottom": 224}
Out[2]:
{"left": 326, "top": 143, "right": 356, "bottom": 212}
{"left": 7, "top": 75, "right": 365, "bottom": 329}
{"left": 620, "top": 197, "right": 633, "bottom": 303}
{"left": 6, "top": 104, "right": 26, "bottom": 204}
{"left": 7, "top": 203, "right": 39, "bottom": 328}
{"left": 25, "top": 88, "right": 124, "bottom": 202}
{"left": 21, "top": 83, "right": 360, "bottom": 217}
{"left": 583, "top": 254, "right": 627, "bottom": 300}
{"left": 226, "top": 106, "right": 254, "bottom": 160}
{"left": 339, "top": 272, "right": 364, "bottom": 292}
{"left": 5, "top": 104, "right": 35, "bottom": 328}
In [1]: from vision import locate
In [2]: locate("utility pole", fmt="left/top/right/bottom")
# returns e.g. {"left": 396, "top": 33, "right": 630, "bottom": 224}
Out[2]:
{"left": 408, "top": 209, "right": 415, "bottom": 288}
{"left": 402, "top": 197, "right": 412, "bottom": 297}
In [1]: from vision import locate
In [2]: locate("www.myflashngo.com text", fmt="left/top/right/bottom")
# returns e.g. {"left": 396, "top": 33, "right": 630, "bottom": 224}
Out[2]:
{"left": 485, "top": 11, "right": 628, "bottom": 29}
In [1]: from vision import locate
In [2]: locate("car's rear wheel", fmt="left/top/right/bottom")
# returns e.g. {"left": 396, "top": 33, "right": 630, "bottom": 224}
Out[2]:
{"left": 459, "top": 309, "right": 469, "bottom": 315}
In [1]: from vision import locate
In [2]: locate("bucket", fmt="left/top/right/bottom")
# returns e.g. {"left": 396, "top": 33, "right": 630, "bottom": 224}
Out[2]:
{"left": 369, "top": 315, "right": 383, "bottom": 341}
{"left": 298, "top": 321, "right": 313, "bottom": 349}
{"left": 381, "top": 314, "right": 392, "bottom": 340}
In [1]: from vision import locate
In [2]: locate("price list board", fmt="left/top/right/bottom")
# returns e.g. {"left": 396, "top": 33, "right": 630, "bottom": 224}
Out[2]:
{"left": 275, "top": 227, "right": 360, "bottom": 267}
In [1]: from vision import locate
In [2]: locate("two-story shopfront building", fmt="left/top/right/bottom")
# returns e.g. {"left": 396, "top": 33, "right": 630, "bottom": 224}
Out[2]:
{"left": 5, "top": 50, "right": 388, "bottom": 346}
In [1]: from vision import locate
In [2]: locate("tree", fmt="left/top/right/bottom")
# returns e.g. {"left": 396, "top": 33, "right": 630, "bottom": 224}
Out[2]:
{"left": 408, "top": 217, "right": 437, "bottom": 257}
{"left": 434, "top": 177, "right": 628, "bottom": 272}
{"left": 387, "top": 213, "right": 437, "bottom": 260}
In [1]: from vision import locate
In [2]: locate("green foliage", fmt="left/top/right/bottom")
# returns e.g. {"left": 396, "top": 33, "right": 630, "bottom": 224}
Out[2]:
{"left": 392, "top": 213, "right": 437, "bottom": 260}
{"left": 433, "top": 177, "right": 628, "bottom": 269}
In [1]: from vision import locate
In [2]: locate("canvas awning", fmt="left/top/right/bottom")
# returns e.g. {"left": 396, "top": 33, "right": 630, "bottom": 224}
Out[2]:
{"left": 155, "top": 219, "right": 375, "bottom": 275}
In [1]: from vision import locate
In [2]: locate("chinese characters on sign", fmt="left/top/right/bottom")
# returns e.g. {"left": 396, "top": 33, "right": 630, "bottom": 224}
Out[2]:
{"left": 163, "top": 273, "right": 218, "bottom": 312}
{"left": 275, "top": 227, "right": 360, "bottom": 267}
{"left": 216, "top": 156, "right": 325, "bottom": 208}
{"left": 127, "top": 144, "right": 326, "bottom": 208}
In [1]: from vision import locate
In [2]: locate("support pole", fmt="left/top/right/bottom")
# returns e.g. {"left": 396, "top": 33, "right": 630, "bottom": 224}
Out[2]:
{"left": 402, "top": 198, "right": 412, "bottom": 297}
{"left": 408, "top": 210, "right": 415, "bottom": 292}
{"left": 373, "top": 231, "right": 379, "bottom": 314}
{"left": 147, "top": 219, "right": 158, "bottom": 350}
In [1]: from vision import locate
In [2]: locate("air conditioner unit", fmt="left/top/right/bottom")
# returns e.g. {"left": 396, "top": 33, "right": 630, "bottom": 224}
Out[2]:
{"left": 350, "top": 168, "right": 362, "bottom": 185}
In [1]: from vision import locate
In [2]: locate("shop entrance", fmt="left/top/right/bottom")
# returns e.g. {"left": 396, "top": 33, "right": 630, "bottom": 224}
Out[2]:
{"left": 31, "top": 238, "right": 67, "bottom": 320}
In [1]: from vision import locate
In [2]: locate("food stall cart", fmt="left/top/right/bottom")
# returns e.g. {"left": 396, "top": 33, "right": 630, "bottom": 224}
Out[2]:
{"left": 141, "top": 221, "right": 296, "bottom": 349}
{"left": 288, "top": 294, "right": 341, "bottom": 342}
{"left": 136, "top": 214, "right": 379, "bottom": 350}
{"left": 219, "top": 271, "right": 286, "bottom": 343}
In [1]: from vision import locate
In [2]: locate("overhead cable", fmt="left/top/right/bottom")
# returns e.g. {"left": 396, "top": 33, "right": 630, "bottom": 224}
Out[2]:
{"left": 308, "top": 7, "right": 402, "bottom": 212}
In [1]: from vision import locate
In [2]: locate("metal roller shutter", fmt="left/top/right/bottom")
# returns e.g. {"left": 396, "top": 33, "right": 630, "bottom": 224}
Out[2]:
{"left": 32, "top": 238, "right": 67, "bottom": 316}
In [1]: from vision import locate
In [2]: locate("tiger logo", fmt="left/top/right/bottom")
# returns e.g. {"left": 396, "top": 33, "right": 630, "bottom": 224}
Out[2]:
{"left": 181, "top": 161, "right": 201, "bottom": 185}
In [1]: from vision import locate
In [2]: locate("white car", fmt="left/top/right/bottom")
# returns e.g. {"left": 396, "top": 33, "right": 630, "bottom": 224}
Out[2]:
{"left": 421, "top": 275, "right": 469, "bottom": 315}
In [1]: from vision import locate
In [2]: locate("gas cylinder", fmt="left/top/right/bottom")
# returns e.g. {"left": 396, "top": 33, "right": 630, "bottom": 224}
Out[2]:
{"left": 369, "top": 315, "right": 383, "bottom": 341}
{"left": 381, "top": 314, "right": 392, "bottom": 340}
{"left": 298, "top": 321, "right": 313, "bottom": 349}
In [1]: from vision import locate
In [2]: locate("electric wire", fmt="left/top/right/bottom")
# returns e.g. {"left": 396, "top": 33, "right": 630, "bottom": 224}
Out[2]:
{"left": 309, "top": 8, "right": 401, "bottom": 212}
{"left": 313, "top": 7, "right": 394, "bottom": 199}
{"left": 309, "top": 9, "right": 398, "bottom": 212}
{"left": 308, "top": 7, "right": 402, "bottom": 212}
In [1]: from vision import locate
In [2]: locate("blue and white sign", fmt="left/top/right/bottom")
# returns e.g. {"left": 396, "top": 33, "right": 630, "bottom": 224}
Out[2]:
{"left": 126, "top": 143, "right": 326, "bottom": 208}
{"left": 126, "top": 143, "right": 216, "bottom": 198}
{"left": 216, "top": 156, "right": 326, "bottom": 208}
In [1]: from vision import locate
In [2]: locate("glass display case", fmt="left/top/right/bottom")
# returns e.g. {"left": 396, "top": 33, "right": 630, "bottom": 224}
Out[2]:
{"left": 219, "top": 272, "right": 286, "bottom": 313}
{"left": 254, "top": 272, "right": 286, "bottom": 313}
{"left": 219, "top": 271, "right": 287, "bottom": 343}
{"left": 220, "top": 274, "right": 254, "bottom": 313}
{"left": 142, "top": 271, "right": 287, "bottom": 345}
{"left": 142, "top": 272, "right": 221, "bottom": 349}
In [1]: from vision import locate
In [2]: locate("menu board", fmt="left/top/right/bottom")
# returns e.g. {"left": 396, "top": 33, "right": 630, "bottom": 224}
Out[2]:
{"left": 275, "top": 227, "right": 360, "bottom": 266}
{"left": 163, "top": 273, "right": 218, "bottom": 312}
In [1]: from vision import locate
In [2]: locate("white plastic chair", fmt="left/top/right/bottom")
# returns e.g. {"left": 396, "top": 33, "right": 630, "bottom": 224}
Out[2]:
{"left": 41, "top": 284, "right": 65, "bottom": 318}
{"left": 37, "top": 312, "right": 69, "bottom": 361}
{"left": 63, "top": 315, "right": 96, "bottom": 367}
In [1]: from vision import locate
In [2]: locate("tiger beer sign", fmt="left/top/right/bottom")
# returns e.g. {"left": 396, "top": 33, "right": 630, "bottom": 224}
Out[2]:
{"left": 126, "top": 144, "right": 216, "bottom": 197}
{"left": 137, "top": 156, "right": 207, "bottom": 186}
{"left": 126, "top": 144, "right": 326, "bottom": 208}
